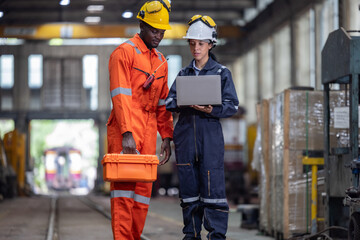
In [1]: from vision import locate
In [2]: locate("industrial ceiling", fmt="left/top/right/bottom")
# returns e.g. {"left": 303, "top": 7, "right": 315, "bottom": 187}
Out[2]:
{"left": 0, "top": 0, "right": 255, "bottom": 27}
{"left": 0, "top": 0, "right": 257, "bottom": 64}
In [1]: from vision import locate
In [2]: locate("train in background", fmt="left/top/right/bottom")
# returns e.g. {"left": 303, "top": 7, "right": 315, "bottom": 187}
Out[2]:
{"left": 44, "top": 147, "right": 82, "bottom": 190}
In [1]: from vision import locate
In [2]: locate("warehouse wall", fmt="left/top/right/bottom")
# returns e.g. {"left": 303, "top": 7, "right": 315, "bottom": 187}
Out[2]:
{"left": 228, "top": 0, "right": 351, "bottom": 124}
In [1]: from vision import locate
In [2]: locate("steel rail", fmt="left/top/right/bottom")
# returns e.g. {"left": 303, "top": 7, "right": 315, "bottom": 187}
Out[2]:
{"left": 46, "top": 196, "right": 58, "bottom": 240}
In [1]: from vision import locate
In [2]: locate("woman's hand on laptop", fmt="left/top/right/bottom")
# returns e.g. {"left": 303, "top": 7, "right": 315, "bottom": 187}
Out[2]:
{"left": 191, "top": 105, "right": 213, "bottom": 114}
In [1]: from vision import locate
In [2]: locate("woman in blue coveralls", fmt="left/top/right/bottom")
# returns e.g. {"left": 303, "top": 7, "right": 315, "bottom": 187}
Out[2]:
{"left": 165, "top": 15, "right": 239, "bottom": 240}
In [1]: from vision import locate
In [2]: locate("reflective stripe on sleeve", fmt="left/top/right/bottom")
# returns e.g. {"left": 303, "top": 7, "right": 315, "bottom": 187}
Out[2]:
{"left": 224, "top": 99, "right": 239, "bottom": 110}
{"left": 182, "top": 196, "right": 200, "bottom": 203}
{"left": 134, "top": 47, "right": 141, "bottom": 54}
{"left": 217, "top": 66, "right": 226, "bottom": 74}
{"left": 158, "top": 99, "right": 166, "bottom": 106}
{"left": 165, "top": 97, "right": 173, "bottom": 105}
{"left": 134, "top": 194, "right": 150, "bottom": 205}
{"left": 125, "top": 40, "right": 141, "bottom": 54}
{"left": 155, "top": 49, "right": 162, "bottom": 61}
{"left": 111, "top": 190, "right": 134, "bottom": 199}
{"left": 200, "top": 197, "right": 228, "bottom": 204}
{"left": 111, "top": 87, "right": 132, "bottom": 98}
{"left": 125, "top": 40, "right": 134, "bottom": 46}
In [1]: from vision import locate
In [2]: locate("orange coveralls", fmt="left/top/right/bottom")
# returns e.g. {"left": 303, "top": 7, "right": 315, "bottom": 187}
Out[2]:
{"left": 107, "top": 33, "right": 173, "bottom": 240}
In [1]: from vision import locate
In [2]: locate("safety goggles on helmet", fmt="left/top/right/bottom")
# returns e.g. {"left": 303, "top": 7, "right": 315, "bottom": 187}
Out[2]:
{"left": 145, "top": 0, "right": 171, "bottom": 14}
{"left": 188, "top": 15, "right": 216, "bottom": 28}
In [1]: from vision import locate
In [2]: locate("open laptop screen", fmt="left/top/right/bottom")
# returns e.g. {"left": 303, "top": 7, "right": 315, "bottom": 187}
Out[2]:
{"left": 176, "top": 75, "right": 222, "bottom": 106}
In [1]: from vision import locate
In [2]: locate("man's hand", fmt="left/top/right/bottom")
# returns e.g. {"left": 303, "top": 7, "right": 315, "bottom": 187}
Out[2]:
{"left": 159, "top": 137, "right": 171, "bottom": 165}
{"left": 191, "top": 105, "right": 213, "bottom": 114}
{"left": 122, "top": 132, "right": 137, "bottom": 154}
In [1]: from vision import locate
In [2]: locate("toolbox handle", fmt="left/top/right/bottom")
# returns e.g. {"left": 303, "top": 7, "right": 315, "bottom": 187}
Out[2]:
{"left": 120, "top": 149, "right": 140, "bottom": 154}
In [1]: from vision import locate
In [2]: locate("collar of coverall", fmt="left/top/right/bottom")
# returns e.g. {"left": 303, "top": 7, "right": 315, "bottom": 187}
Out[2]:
{"left": 134, "top": 33, "right": 161, "bottom": 57}
{"left": 186, "top": 54, "right": 218, "bottom": 72}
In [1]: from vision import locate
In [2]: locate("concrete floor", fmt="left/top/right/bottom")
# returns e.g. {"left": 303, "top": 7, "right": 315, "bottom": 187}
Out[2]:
{"left": 0, "top": 193, "right": 274, "bottom": 240}
{"left": 143, "top": 196, "right": 274, "bottom": 240}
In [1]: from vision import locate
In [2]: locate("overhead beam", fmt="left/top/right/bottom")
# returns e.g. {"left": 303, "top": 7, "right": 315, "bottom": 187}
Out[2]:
{"left": 1, "top": 10, "right": 243, "bottom": 23}
{"left": 0, "top": 23, "right": 243, "bottom": 39}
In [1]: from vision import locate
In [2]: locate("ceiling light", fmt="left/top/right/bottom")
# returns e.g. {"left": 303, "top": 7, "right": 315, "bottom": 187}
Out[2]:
{"left": 87, "top": 5, "right": 104, "bottom": 12}
{"left": 0, "top": 11, "right": 3, "bottom": 18}
{"left": 122, "top": 11, "right": 133, "bottom": 19}
{"left": 49, "top": 38, "right": 63, "bottom": 46}
{"left": 60, "top": 0, "right": 70, "bottom": 6}
{"left": 84, "top": 16, "right": 101, "bottom": 24}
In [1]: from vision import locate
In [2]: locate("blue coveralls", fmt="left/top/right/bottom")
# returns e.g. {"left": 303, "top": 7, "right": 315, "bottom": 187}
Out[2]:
{"left": 165, "top": 56, "right": 239, "bottom": 240}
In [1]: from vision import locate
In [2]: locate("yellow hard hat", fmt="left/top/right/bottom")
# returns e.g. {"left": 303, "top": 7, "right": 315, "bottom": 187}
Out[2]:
{"left": 137, "top": 0, "right": 171, "bottom": 30}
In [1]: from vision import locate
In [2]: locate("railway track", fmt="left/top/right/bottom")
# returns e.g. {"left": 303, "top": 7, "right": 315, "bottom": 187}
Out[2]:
{"left": 46, "top": 194, "right": 152, "bottom": 240}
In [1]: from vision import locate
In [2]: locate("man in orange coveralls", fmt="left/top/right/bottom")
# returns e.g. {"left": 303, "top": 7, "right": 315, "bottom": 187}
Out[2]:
{"left": 107, "top": 0, "right": 173, "bottom": 239}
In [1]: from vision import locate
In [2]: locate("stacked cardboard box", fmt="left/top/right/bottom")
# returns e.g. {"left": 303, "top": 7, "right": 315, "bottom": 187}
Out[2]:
{"left": 257, "top": 89, "right": 350, "bottom": 238}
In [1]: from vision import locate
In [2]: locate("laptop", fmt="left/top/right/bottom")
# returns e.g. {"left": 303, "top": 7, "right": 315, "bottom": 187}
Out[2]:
{"left": 176, "top": 75, "right": 222, "bottom": 106}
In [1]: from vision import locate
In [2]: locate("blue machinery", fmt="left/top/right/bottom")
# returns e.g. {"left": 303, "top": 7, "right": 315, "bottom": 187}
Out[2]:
{"left": 322, "top": 28, "right": 360, "bottom": 239}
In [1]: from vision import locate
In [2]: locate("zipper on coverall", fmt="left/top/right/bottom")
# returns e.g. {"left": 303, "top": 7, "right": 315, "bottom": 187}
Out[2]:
{"left": 192, "top": 115, "right": 198, "bottom": 237}
{"left": 193, "top": 115, "right": 198, "bottom": 162}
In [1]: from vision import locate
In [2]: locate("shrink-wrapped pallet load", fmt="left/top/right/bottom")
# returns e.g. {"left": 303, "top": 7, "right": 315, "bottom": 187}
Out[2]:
{"left": 257, "top": 89, "right": 351, "bottom": 238}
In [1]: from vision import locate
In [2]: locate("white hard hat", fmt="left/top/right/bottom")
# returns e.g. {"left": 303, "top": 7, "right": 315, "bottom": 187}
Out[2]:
{"left": 183, "top": 15, "right": 217, "bottom": 44}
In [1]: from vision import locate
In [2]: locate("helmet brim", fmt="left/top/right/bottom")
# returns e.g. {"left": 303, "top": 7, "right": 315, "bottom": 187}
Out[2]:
{"left": 183, "top": 36, "right": 217, "bottom": 43}
{"left": 136, "top": 16, "right": 171, "bottom": 30}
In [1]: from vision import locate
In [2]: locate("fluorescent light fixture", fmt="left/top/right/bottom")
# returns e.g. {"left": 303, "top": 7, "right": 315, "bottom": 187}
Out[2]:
{"left": 0, "top": 11, "right": 3, "bottom": 18}
{"left": 84, "top": 16, "right": 101, "bottom": 23}
{"left": 49, "top": 38, "right": 63, "bottom": 46}
{"left": 51, "top": 38, "right": 128, "bottom": 46}
{"left": 87, "top": 5, "right": 104, "bottom": 12}
{"left": 122, "top": 11, "right": 133, "bottom": 19}
{"left": 0, "top": 38, "right": 25, "bottom": 45}
{"left": 60, "top": 0, "right": 70, "bottom": 6}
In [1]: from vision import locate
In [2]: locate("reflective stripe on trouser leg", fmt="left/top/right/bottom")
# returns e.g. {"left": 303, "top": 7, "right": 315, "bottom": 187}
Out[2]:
{"left": 131, "top": 182, "right": 152, "bottom": 240}
{"left": 110, "top": 182, "right": 136, "bottom": 240}
{"left": 200, "top": 168, "right": 229, "bottom": 240}
{"left": 110, "top": 182, "right": 152, "bottom": 240}
{"left": 201, "top": 168, "right": 229, "bottom": 240}
{"left": 176, "top": 158, "right": 202, "bottom": 238}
